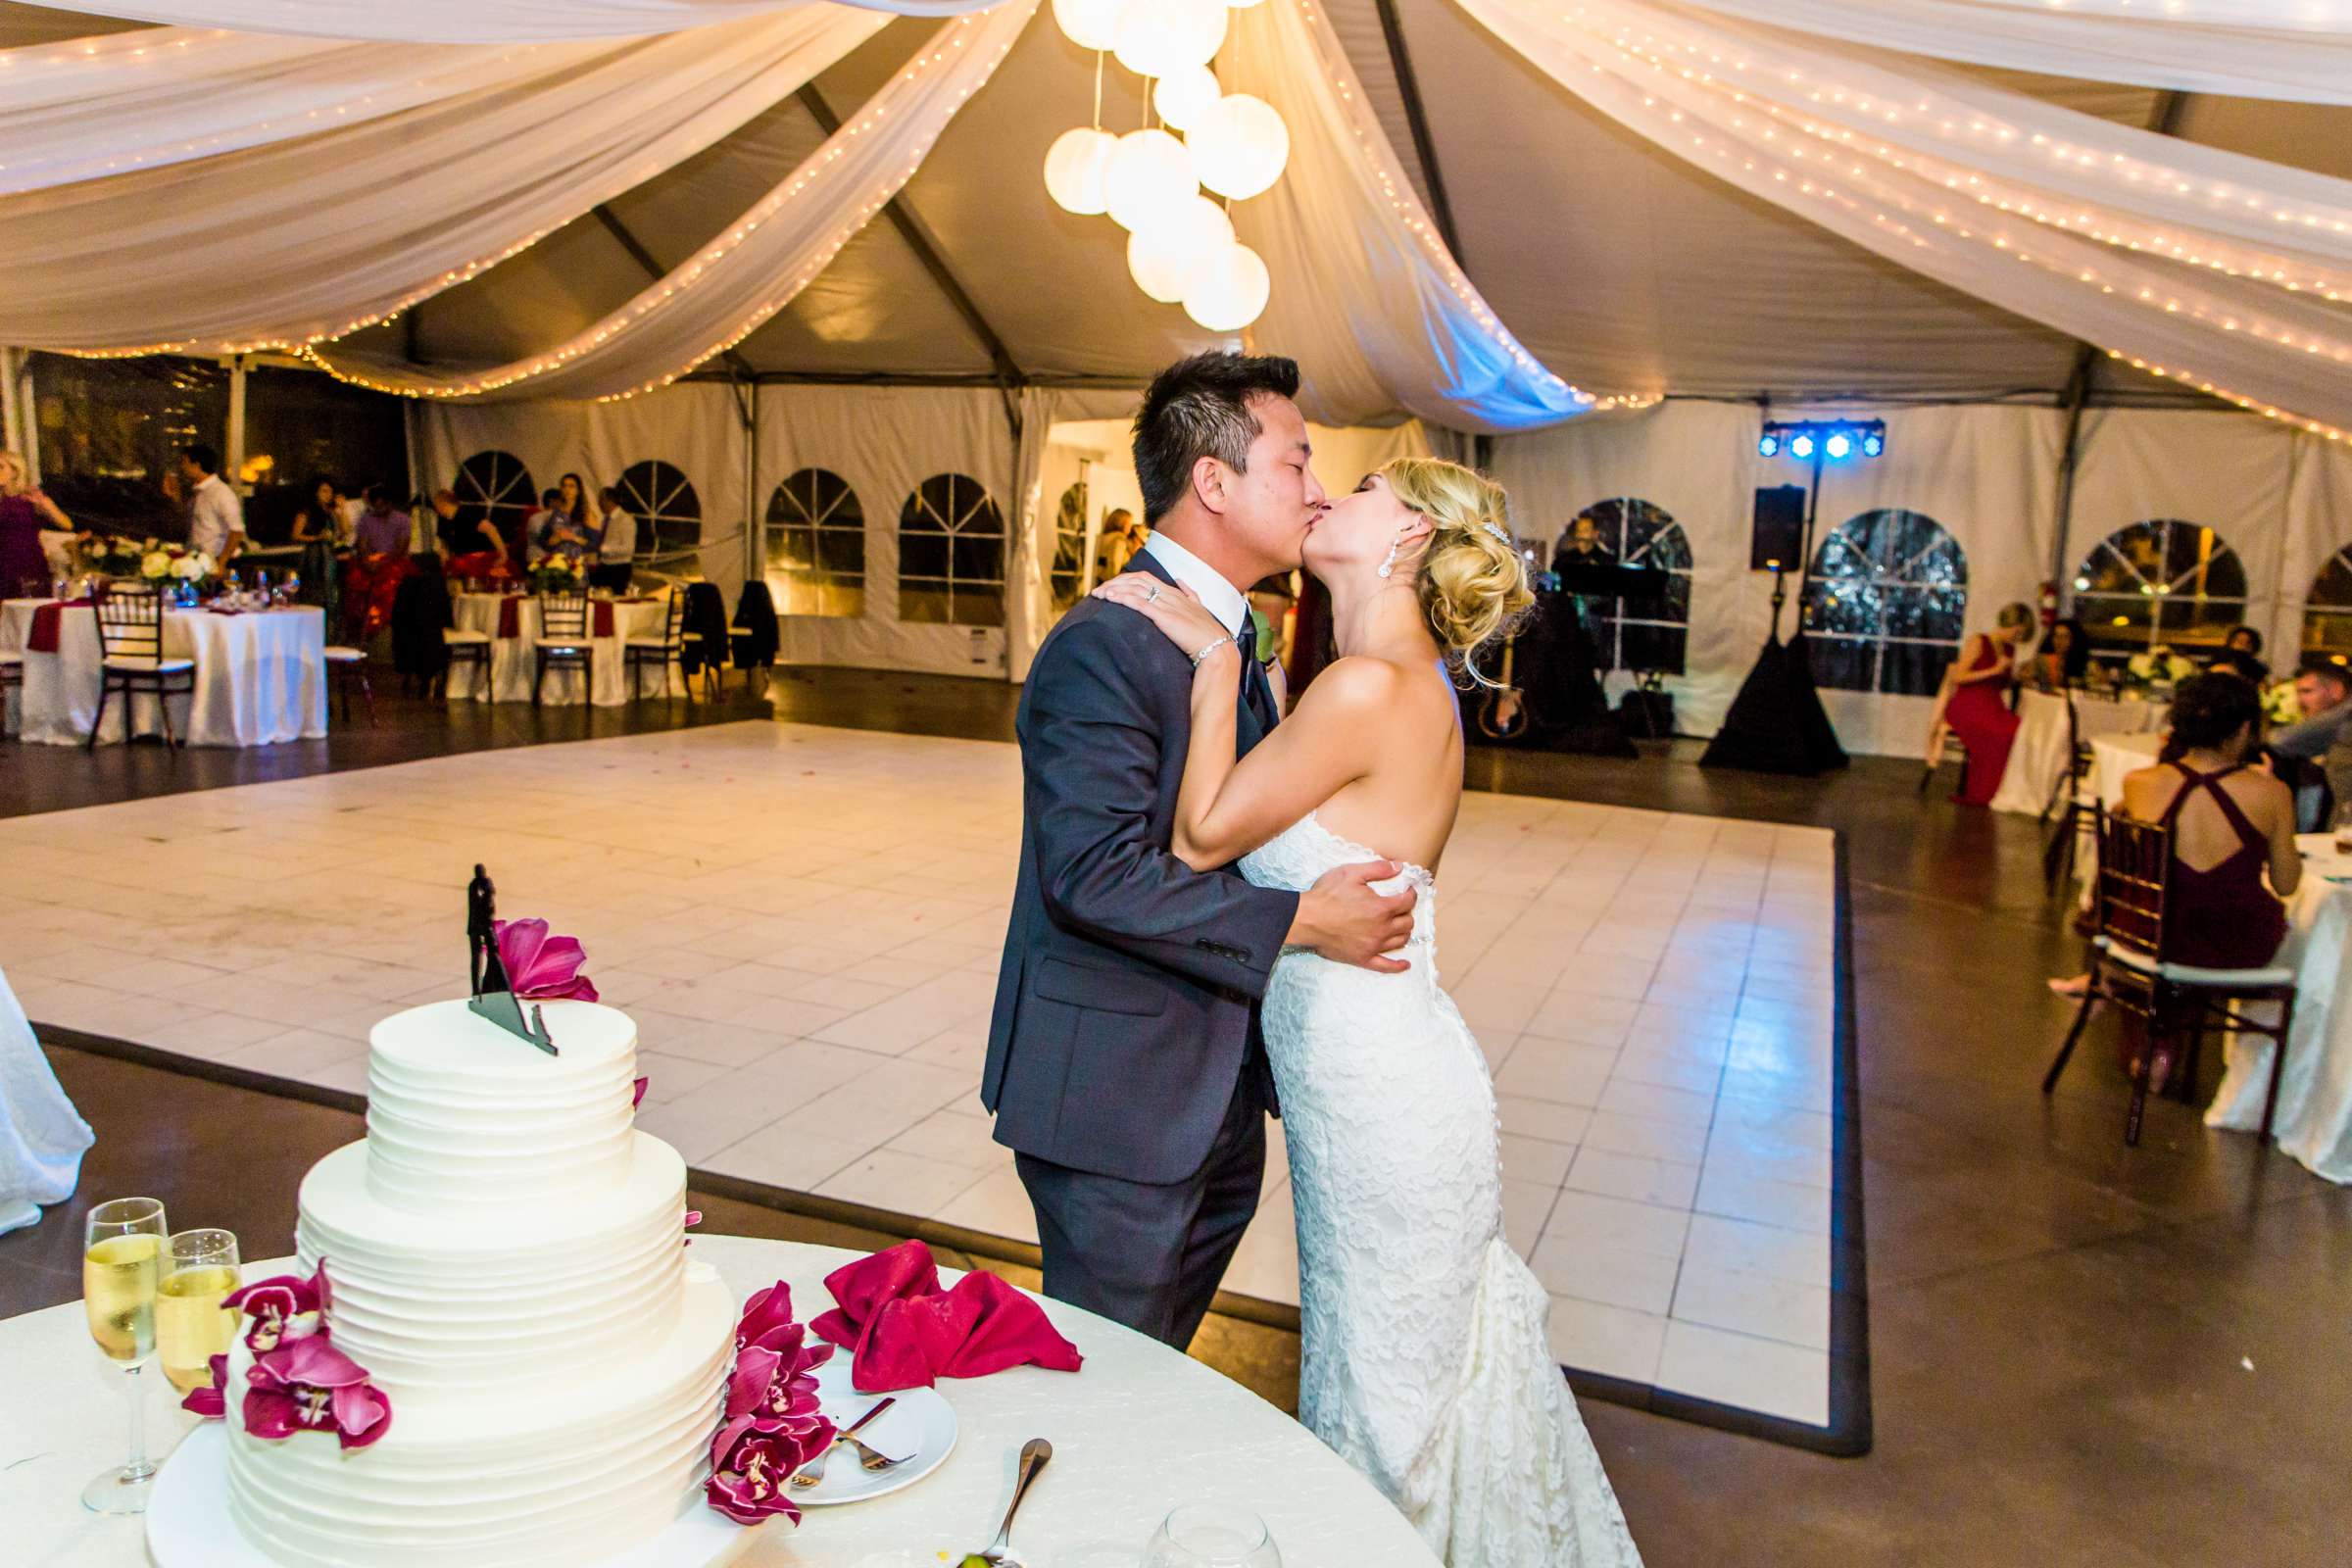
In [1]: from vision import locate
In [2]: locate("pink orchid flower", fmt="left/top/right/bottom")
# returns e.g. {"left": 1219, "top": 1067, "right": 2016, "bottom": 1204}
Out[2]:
{"left": 223, "top": 1261, "right": 328, "bottom": 1353}
{"left": 632, "top": 1075, "right": 649, "bottom": 1107}
{"left": 734, "top": 1282, "right": 801, "bottom": 1352}
{"left": 706, "top": 1427, "right": 826, "bottom": 1527}
{"left": 243, "top": 1336, "right": 393, "bottom": 1450}
{"left": 180, "top": 1354, "right": 229, "bottom": 1419}
{"left": 492, "top": 917, "right": 600, "bottom": 1002}
{"left": 724, "top": 1321, "right": 833, "bottom": 1433}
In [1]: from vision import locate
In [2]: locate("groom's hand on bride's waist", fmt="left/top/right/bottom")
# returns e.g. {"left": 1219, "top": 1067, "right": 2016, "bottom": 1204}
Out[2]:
{"left": 1289, "top": 861, "right": 1417, "bottom": 974}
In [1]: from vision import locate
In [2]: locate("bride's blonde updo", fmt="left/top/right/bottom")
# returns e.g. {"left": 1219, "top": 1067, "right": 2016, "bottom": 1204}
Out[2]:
{"left": 1380, "top": 456, "right": 1534, "bottom": 674}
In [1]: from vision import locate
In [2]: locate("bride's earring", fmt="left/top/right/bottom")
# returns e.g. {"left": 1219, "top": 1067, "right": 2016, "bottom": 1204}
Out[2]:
{"left": 1377, "top": 532, "right": 1402, "bottom": 580}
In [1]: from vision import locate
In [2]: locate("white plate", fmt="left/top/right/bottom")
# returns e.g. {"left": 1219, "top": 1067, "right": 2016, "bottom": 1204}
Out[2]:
{"left": 148, "top": 1424, "right": 762, "bottom": 1568}
{"left": 793, "top": 1355, "right": 958, "bottom": 1507}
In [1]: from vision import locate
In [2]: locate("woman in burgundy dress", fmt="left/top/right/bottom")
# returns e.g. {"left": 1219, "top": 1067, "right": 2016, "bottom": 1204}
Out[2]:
{"left": 0, "top": 451, "right": 73, "bottom": 599}
{"left": 1939, "top": 602, "right": 2034, "bottom": 807}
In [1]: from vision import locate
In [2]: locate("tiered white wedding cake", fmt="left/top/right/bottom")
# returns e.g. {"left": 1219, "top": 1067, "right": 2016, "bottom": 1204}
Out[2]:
{"left": 222, "top": 998, "right": 737, "bottom": 1567}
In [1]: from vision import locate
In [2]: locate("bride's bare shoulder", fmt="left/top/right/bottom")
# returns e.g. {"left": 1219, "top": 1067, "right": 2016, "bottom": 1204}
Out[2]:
{"left": 1291, "top": 656, "right": 1405, "bottom": 720}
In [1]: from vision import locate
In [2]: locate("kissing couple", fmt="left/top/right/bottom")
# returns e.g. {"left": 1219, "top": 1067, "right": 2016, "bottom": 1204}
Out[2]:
{"left": 985, "top": 354, "right": 1642, "bottom": 1566}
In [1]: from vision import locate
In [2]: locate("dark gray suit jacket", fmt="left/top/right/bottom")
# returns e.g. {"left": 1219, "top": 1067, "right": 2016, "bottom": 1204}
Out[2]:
{"left": 984, "top": 552, "right": 1300, "bottom": 1185}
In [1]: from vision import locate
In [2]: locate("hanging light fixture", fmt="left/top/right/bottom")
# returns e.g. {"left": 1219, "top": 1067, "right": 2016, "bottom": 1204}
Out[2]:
{"left": 1112, "top": 0, "right": 1227, "bottom": 79}
{"left": 1190, "top": 93, "right": 1289, "bottom": 200}
{"left": 1183, "top": 241, "right": 1271, "bottom": 331}
{"left": 1153, "top": 64, "right": 1222, "bottom": 132}
{"left": 1051, "top": 0, "right": 1129, "bottom": 51}
{"left": 1129, "top": 194, "right": 1236, "bottom": 304}
{"left": 1044, "top": 125, "right": 1119, "bottom": 215}
{"left": 1104, "top": 126, "right": 1197, "bottom": 233}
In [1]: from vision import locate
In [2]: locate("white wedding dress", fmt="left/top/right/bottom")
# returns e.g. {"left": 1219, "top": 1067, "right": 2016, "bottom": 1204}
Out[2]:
{"left": 1241, "top": 813, "right": 1642, "bottom": 1568}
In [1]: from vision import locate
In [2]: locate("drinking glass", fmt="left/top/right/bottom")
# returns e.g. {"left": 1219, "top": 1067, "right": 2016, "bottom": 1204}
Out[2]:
{"left": 1143, "top": 1503, "right": 1283, "bottom": 1568}
{"left": 81, "top": 1196, "right": 168, "bottom": 1514}
{"left": 2332, "top": 801, "right": 2352, "bottom": 858}
{"left": 158, "top": 1228, "right": 241, "bottom": 1396}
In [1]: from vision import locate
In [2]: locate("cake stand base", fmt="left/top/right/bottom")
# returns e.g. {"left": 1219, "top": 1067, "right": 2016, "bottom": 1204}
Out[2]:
{"left": 147, "top": 1425, "right": 762, "bottom": 1568}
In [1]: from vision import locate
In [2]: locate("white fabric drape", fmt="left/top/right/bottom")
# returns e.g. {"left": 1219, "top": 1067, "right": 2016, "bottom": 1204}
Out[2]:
{"left": 0, "top": 28, "right": 628, "bottom": 194}
{"left": 35, "top": 0, "right": 996, "bottom": 43}
{"left": 0, "top": 964, "right": 93, "bottom": 1226}
{"left": 1675, "top": 0, "right": 2352, "bottom": 104}
{"left": 1451, "top": 0, "right": 2352, "bottom": 441}
{"left": 0, "top": 8, "right": 885, "bottom": 351}
{"left": 310, "top": 4, "right": 1037, "bottom": 401}
{"left": 1223, "top": 0, "right": 1608, "bottom": 433}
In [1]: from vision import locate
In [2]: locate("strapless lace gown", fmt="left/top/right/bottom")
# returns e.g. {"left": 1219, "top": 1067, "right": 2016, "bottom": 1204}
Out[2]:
{"left": 1241, "top": 813, "right": 1642, "bottom": 1568}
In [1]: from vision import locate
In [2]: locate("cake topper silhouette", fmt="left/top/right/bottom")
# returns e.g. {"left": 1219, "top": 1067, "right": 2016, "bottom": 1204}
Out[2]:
{"left": 466, "top": 864, "right": 558, "bottom": 1055}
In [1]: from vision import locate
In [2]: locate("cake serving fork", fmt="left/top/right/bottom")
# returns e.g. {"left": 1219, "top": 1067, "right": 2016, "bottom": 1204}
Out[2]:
{"left": 791, "top": 1396, "right": 903, "bottom": 1488}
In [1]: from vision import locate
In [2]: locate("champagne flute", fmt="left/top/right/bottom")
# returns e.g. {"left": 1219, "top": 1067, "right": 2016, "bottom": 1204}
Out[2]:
{"left": 1143, "top": 1503, "right": 1284, "bottom": 1568}
{"left": 158, "top": 1228, "right": 240, "bottom": 1396}
{"left": 81, "top": 1197, "right": 168, "bottom": 1514}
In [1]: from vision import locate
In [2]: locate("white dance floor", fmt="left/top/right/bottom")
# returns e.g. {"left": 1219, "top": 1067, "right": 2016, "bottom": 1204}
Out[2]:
{"left": 0, "top": 721, "right": 1843, "bottom": 1431}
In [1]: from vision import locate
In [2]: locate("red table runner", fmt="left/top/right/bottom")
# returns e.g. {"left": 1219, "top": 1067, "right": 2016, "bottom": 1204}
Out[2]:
{"left": 497, "top": 597, "right": 631, "bottom": 639}
{"left": 25, "top": 598, "right": 89, "bottom": 654}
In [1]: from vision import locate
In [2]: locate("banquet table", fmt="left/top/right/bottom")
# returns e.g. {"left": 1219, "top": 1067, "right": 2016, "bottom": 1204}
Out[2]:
{"left": 1986, "top": 688, "right": 2166, "bottom": 816}
{"left": 449, "top": 592, "right": 679, "bottom": 707}
{"left": 2084, "top": 732, "right": 2352, "bottom": 1184}
{"left": 3, "top": 1235, "right": 1440, "bottom": 1568}
{"left": 0, "top": 599, "right": 327, "bottom": 748}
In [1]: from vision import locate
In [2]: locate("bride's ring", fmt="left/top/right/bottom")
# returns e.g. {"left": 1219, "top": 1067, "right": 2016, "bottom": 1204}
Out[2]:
{"left": 1146, "top": 583, "right": 1161, "bottom": 603}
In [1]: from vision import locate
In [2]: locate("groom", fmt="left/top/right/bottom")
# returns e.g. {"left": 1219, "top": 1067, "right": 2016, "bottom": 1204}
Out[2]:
{"left": 984, "top": 353, "right": 1417, "bottom": 1349}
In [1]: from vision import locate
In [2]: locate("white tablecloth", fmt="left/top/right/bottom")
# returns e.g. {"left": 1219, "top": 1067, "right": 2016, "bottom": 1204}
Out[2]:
{"left": 5, "top": 1236, "right": 1437, "bottom": 1568}
{"left": 0, "top": 600, "right": 327, "bottom": 748}
{"left": 448, "top": 594, "right": 678, "bottom": 707}
{"left": 2084, "top": 735, "right": 2352, "bottom": 1183}
{"left": 1988, "top": 690, "right": 2167, "bottom": 816}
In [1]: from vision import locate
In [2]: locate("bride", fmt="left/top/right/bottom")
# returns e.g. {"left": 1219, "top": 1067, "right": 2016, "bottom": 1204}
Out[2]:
{"left": 1091, "top": 457, "right": 1642, "bottom": 1568}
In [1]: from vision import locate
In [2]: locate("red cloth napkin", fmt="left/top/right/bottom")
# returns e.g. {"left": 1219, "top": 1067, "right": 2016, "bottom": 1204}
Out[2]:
{"left": 811, "top": 1241, "right": 1082, "bottom": 1394}
{"left": 593, "top": 601, "right": 615, "bottom": 638}
{"left": 25, "top": 598, "right": 88, "bottom": 653}
{"left": 497, "top": 595, "right": 522, "bottom": 639}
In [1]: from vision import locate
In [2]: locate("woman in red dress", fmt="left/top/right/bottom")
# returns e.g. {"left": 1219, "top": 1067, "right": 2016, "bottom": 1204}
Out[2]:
{"left": 1940, "top": 602, "right": 2034, "bottom": 807}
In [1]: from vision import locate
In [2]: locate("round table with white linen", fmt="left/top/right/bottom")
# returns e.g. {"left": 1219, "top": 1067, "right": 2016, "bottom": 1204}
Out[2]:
{"left": 448, "top": 592, "right": 679, "bottom": 707}
{"left": 1987, "top": 689, "right": 2166, "bottom": 816}
{"left": 3, "top": 1235, "right": 1440, "bottom": 1568}
{"left": 2084, "top": 733, "right": 2352, "bottom": 1184}
{"left": 0, "top": 599, "right": 326, "bottom": 748}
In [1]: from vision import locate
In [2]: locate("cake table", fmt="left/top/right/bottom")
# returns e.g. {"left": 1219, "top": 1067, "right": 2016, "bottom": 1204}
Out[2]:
{"left": 2, "top": 1235, "right": 1441, "bottom": 1568}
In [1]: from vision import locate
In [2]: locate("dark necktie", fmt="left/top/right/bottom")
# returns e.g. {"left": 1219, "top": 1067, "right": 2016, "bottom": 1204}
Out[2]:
{"left": 1238, "top": 623, "right": 1277, "bottom": 736}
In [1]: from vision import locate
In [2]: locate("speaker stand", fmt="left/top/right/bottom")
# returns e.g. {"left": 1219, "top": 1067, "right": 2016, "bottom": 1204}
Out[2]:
{"left": 1701, "top": 568, "right": 1849, "bottom": 776}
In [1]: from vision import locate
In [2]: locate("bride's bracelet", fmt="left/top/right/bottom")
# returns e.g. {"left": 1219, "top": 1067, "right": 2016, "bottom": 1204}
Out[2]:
{"left": 1189, "top": 637, "right": 1237, "bottom": 670}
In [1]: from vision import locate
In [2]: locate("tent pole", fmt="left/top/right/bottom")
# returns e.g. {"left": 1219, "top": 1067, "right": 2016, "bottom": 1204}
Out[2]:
{"left": 1371, "top": 0, "right": 1465, "bottom": 267}
{"left": 2050, "top": 351, "right": 2094, "bottom": 612}
{"left": 0, "top": 349, "right": 23, "bottom": 466}
{"left": 225, "top": 354, "right": 248, "bottom": 488}
{"left": 744, "top": 373, "right": 760, "bottom": 595}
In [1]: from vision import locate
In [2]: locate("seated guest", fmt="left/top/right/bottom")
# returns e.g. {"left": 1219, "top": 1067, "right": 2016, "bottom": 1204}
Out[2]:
{"left": 429, "top": 488, "right": 504, "bottom": 562}
{"left": 2209, "top": 649, "right": 2268, "bottom": 684}
{"left": 2031, "top": 616, "right": 2089, "bottom": 690}
{"left": 2270, "top": 659, "right": 2352, "bottom": 830}
{"left": 1938, "top": 602, "right": 2034, "bottom": 808}
{"left": 590, "top": 486, "right": 635, "bottom": 592}
{"left": 2215, "top": 624, "right": 2270, "bottom": 683}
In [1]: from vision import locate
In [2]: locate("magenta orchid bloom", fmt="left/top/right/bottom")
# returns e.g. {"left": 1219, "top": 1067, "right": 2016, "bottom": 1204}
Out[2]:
{"left": 733, "top": 1282, "right": 802, "bottom": 1352}
{"left": 243, "top": 1336, "right": 393, "bottom": 1450}
{"left": 632, "top": 1075, "right": 649, "bottom": 1107}
{"left": 706, "top": 1427, "right": 827, "bottom": 1527}
{"left": 493, "top": 917, "right": 599, "bottom": 1003}
{"left": 724, "top": 1320, "right": 832, "bottom": 1432}
{"left": 180, "top": 1354, "right": 229, "bottom": 1419}
{"left": 223, "top": 1261, "right": 328, "bottom": 1352}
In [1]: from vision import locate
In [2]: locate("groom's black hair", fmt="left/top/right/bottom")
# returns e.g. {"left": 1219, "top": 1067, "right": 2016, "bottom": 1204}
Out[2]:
{"left": 1132, "top": 352, "right": 1301, "bottom": 525}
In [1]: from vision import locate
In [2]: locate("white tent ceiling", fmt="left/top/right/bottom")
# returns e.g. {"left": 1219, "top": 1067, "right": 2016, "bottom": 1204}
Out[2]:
{"left": 9, "top": 1, "right": 2352, "bottom": 413}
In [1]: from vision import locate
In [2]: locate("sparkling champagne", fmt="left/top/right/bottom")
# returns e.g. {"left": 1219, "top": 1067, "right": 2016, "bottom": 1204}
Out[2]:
{"left": 157, "top": 1265, "right": 240, "bottom": 1393}
{"left": 83, "top": 1234, "right": 162, "bottom": 1364}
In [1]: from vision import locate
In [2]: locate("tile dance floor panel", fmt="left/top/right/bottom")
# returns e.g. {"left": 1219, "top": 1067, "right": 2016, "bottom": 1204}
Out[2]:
{"left": 0, "top": 721, "right": 1856, "bottom": 1439}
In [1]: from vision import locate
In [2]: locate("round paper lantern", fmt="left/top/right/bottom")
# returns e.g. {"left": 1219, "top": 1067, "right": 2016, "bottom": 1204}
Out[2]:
{"left": 1052, "top": 0, "right": 1130, "bottom": 51}
{"left": 1127, "top": 194, "right": 1236, "bottom": 304}
{"left": 1153, "top": 65, "right": 1222, "bottom": 132}
{"left": 1111, "top": 0, "right": 1226, "bottom": 79}
{"left": 1191, "top": 93, "right": 1289, "bottom": 200}
{"left": 1104, "top": 127, "right": 1196, "bottom": 233}
{"left": 1182, "top": 240, "right": 1270, "bottom": 332}
{"left": 1043, "top": 125, "right": 1118, "bottom": 216}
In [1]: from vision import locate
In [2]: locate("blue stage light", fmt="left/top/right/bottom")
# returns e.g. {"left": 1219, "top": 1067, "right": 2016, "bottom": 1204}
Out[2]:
{"left": 1861, "top": 429, "right": 1884, "bottom": 458}
{"left": 1789, "top": 432, "right": 1816, "bottom": 460}
{"left": 1825, "top": 432, "right": 1853, "bottom": 460}
{"left": 1757, "top": 431, "right": 1781, "bottom": 458}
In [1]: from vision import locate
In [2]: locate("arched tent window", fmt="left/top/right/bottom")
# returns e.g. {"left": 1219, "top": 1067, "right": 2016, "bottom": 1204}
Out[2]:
{"left": 1565, "top": 497, "right": 1692, "bottom": 674}
{"left": 1050, "top": 480, "right": 1090, "bottom": 612}
{"left": 2304, "top": 546, "right": 2352, "bottom": 658}
{"left": 1802, "top": 509, "right": 1969, "bottom": 696}
{"left": 454, "top": 451, "right": 536, "bottom": 536}
{"left": 2071, "top": 518, "right": 2246, "bottom": 656}
{"left": 616, "top": 460, "right": 702, "bottom": 561}
{"left": 899, "top": 473, "right": 1004, "bottom": 627}
{"left": 764, "top": 468, "right": 863, "bottom": 617}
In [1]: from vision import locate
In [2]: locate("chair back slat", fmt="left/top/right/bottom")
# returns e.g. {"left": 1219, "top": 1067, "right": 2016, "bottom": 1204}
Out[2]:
{"left": 539, "top": 589, "right": 589, "bottom": 641}
{"left": 662, "top": 587, "right": 686, "bottom": 653}
{"left": 2093, "top": 805, "right": 2171, "bottom": 962}
{"left": 94, "top": 585, "right": 165, "bottom": 662}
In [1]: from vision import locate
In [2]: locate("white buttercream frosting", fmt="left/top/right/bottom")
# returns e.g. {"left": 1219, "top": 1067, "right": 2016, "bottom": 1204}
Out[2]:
{"left": 365, "top": 1000, "right": 637, "bottom": 1209}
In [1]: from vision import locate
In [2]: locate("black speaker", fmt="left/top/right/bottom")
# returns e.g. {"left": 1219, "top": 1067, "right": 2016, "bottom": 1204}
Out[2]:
{"left": 1751, "top": 485, "right": 1806, "bottom": 571}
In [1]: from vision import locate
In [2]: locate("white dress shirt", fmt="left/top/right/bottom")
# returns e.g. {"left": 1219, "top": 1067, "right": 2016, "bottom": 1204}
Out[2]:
{"left": 1140, "top": 530, "right": 1250, "bottom": 639}
{"left": 598, "top": 506, "right": 637, "bottom": 564}
{"left": 187, "top": 472, "right": 243, "bottom": 559}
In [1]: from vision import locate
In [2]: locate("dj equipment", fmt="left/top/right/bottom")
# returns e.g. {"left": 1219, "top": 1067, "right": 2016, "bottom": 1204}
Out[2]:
{"left": 1750, "top": 485, "right": 1806, "bottom": 572}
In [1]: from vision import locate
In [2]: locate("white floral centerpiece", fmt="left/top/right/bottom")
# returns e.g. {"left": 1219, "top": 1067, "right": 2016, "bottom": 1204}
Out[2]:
{"left": 2261, "top": 678, "right": 2301, "bottom": 727}
{"left": 2123, "top": 645, "right": 2197, "bottom": 689}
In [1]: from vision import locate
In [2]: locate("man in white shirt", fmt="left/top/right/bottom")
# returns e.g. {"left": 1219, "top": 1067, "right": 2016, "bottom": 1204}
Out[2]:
{"left": 591, "top": 485, "right": 636, "bottom": 593}
{"left": 179, "top": 444, "right": 244, "bottom": 565}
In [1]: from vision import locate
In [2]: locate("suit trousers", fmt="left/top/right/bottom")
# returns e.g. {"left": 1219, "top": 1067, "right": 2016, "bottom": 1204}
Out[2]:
{"left": 1014, "top": 1068, "right": 1267, "bottom": 1350}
